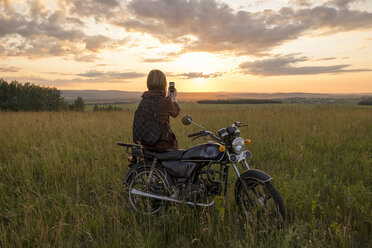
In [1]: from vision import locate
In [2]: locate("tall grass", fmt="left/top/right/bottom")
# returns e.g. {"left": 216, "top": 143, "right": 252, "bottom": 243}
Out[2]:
{"left": 0, "top": 104, "right": 371, "bottom": 247}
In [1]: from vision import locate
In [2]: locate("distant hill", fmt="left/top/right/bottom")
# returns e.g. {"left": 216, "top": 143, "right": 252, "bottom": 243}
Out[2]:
{"left": 197, "top": 99, "right": 282, "bottom": 104}
{"left": 62, "top": 90, "right": 142, "bottom": 103}
{"left": 61, "top": 90, "right": 372, "bottom": 103}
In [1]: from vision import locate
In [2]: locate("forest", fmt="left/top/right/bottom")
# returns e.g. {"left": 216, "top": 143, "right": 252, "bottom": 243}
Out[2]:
{"left": 0, "top": 79, "right": 84, "bottom": 111}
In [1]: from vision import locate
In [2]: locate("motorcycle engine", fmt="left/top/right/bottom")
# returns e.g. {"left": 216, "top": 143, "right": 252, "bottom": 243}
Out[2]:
{"left": 176, "top": 182, "right": 207, "bottom": 202}
{"left": 176, "top": 179, "right": 222, "bottom": 202}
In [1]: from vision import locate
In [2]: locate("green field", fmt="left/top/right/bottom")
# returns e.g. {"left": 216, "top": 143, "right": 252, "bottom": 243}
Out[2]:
{"left": 0, "top": 104, "right": 371, "bottom": 247}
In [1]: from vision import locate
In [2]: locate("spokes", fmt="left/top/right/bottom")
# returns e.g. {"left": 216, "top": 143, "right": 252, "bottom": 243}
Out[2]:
{"left": 128, "top": 169, "right": 169, "bottom": 214}
{"left": 238, "top": 180, "right": 282, "bottom": 225}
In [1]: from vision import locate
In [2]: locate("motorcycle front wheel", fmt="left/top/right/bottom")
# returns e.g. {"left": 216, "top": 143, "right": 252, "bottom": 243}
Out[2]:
{"left": 125, "top": 164, "right": 172, "bottom": 215}
{"left": 235, "top": 176, "right": 285, "bottom": 226}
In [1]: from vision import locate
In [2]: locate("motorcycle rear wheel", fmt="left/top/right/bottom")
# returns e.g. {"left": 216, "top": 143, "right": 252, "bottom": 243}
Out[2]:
{"left": 125, "top": 165, "right": 172, "bottom": 215}
{"left": 235, "top": 177, "right": 285, "bottom": 226}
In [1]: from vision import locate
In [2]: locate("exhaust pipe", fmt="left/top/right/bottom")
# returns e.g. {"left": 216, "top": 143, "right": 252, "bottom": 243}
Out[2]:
{"left": 130, "top": 188, "right": 215, "bottom": 207}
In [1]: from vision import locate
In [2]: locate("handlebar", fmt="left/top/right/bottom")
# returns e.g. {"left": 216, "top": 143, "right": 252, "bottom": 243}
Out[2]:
{"left": 187, "top": 131, "right": 205, "bottom": 138}
{"left": 184, "top": 117, "right": 247, "bottom": 143}
{"left": 116, "top": 142, "right": 140, "bottom": 147}
{"left": 233, "top": 121, "right": 248, "bottom": 127}
{"left": 187, "top": 130, "right": 223, "bottom": 143}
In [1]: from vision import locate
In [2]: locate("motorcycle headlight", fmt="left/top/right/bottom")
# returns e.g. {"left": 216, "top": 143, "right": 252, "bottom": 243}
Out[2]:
{"left": 232, "top": 137, "right": 245, "bottom": 154}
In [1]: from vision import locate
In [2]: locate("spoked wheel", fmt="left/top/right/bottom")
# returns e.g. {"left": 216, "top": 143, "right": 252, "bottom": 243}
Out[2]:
{"left": 235, "top": 178, "right": 285, "bottom": 226}
{"left": 125, "top": 166, "right": 172, "bottom": 215}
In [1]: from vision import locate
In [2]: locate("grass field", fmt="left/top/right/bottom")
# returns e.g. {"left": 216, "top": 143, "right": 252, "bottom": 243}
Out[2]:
{"left": 0, "top": 104, "right": 371, "bottom": 247}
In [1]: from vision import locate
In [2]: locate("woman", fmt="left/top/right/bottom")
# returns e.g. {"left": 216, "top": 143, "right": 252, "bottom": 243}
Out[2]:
{"left": 134, "top": 69, "right": 180, "bottom": 151}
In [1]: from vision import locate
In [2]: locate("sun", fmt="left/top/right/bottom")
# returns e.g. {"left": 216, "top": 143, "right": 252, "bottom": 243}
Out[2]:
{"left": 194, "top": 77, "right": 206, "bottom": 85}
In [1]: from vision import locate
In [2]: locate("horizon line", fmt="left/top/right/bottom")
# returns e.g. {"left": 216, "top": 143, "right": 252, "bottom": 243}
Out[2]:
{"left": 60, "top": 89, "right": 372, "bottom": 95}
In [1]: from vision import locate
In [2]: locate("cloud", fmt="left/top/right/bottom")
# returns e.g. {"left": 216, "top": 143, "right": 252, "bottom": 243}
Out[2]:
{"left": 76, "top": 70, "right": 104, "bottom": 77}
{"left": 84, "top": 35, "right": 110, "bottom": 52}
{"left": 314, "top": 57, "right": 337, "bottom": 61}
{"left": 76, "top": 70, "right": 146, "bottom": 79}
{"left": 72, "top": 54, "right": 99, "bottom": 63}
{"left": 51, "top": 77, "right": 141, "bottom": 85}
{"left": 139, "top": 49, "right": 185, "bottom": 62}
{"left": 0, "top": 9, "right": 83, "bottom": 58}
{"left": 95, "top": 63, "right": 111, "bottom": 67}
{"left": 239, "top": 54, "right": 371, "bottom": 76}
{"left": 0, "top": 65, "right": 20, "bottom": 72}
{"left": 118, "top": 0, "right": 372, "bottom": 56}
{"left": 293, "top": 0, "right": 365, "bottom": 8}
{"left": 325, "top": 0, "right": 367, "bottom": 8}
{"left": 0, "top": 0, "right": 10, "bottom": 8}
{"left": 275, "top": 6, "right": 372, "bottom": 33}
{"left": 61, "top": 0, "right": 123, "bottom": 20}
{"left": 326, "top": 0, "right": 350, "bottom": 7}
{"left": 0, "top": 2, "right": 128, "bottom": 61}
{"left": 290, "top": 0, "right": 314, "bottom": 7}
{"left": 140, "top": 57, "right": 172, "bottom": 63}
{"left": 1, "top": 0, "right": 372, "bottom": 64}
{"left": 1, "top": 75, "right": 58, "bottom": 86}
{"left": 41, "top": 71, "right": 73, "bottom": 76}
{"left": 2, "top": 71, "right": 144, "bottom": 86}
{"left": 177, "top": 72, "right": 224, "bottom": 79}
{"left": 0, "top": 9, "right": 84, "bottom": 41}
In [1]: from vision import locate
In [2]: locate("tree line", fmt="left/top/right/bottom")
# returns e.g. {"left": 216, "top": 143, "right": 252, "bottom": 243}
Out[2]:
{"left": 0, "top": 79, "right": 84, "bottom": 111}
{"left": 93, "top": 105, "right": 122, "bottom": 111}
{"left": 358, "top": 98, "right": 372, "bottom": 106}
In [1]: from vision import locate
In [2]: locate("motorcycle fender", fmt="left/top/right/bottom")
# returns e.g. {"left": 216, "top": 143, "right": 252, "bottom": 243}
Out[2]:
{"left": 234, "top": 169, "right": 273, "bottom": 204}
{"left": 239, "top": 169, "right": 273, "bottom": 183}
{"left": 123, "top": 163, "right": 140, "bottom": 185}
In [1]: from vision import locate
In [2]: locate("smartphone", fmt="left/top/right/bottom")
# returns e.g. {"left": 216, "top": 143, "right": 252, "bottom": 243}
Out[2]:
{"left": 169, "top": 82, "right": 175, "bottom": 93}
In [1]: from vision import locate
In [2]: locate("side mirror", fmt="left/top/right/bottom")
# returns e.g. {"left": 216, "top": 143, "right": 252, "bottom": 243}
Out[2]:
{"left": 182, "top": 114, "right": 192, "bottom": 125}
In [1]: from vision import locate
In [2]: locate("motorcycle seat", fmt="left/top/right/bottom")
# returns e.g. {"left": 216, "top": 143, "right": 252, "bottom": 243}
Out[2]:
{"left": 143, "top": 149, "right": 185, "bottom": 160}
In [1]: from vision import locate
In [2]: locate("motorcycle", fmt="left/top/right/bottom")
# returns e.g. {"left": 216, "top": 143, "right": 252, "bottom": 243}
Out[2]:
{"left": 117, "top": 115, "right": 285, "bottom": 222}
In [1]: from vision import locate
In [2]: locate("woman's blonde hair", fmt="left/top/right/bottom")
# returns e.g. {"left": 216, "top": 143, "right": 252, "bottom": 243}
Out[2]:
{"left": 147, "top": 69, "right": 167, "bottom": 91}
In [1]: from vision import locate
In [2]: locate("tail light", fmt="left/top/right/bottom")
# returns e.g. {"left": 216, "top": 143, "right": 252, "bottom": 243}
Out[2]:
{"left": 127, "top": 154, "right": 133, "bottom": 162}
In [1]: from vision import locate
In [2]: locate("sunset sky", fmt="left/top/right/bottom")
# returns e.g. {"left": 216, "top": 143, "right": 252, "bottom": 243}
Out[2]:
{"left": 1, "top": 0, "right": 371, "bottom": 93}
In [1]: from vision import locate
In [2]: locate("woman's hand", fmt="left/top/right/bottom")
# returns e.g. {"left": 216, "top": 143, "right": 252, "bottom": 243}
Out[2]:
{"left": 168, "top": 88, "right": 177, "bottom": 102}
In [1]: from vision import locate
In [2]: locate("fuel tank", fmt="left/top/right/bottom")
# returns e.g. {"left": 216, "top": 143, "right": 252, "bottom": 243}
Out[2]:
{"left": 181, "top": 143, "right": 225, "bottom": 161}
